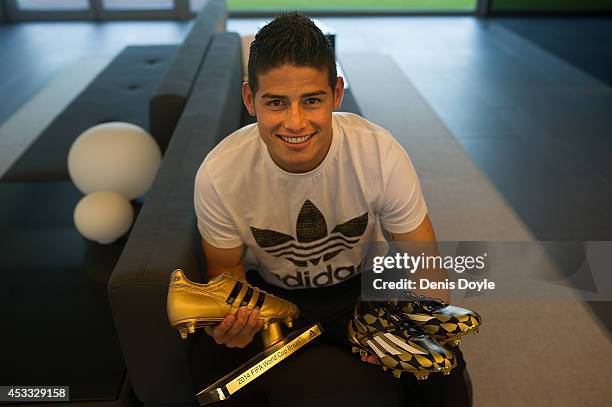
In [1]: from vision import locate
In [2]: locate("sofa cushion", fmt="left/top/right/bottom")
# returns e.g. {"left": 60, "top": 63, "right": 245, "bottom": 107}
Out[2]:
{"left": 2, "top": 45, "right": 177, "bottom": 182}
{"left": 149, "top": 0, "right": 227, "bottom": 152}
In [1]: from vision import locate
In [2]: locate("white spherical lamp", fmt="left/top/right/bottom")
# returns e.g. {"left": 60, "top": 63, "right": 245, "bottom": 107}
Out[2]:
{"left": 74, "top": 191, "right": 134, "bottom": 244}
{"left": 68, "top": 122, "right": 161, "bottom": 200}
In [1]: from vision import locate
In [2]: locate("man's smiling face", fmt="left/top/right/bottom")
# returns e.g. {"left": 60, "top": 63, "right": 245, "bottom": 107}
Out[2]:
{"left": 243, "top": 64, "right": 344, "bottom": 173}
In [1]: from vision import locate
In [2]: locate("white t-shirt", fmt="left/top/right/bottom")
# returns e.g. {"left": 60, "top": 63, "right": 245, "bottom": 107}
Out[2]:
{"left": 194, "top": 112, "right": 427, "bottom": 289}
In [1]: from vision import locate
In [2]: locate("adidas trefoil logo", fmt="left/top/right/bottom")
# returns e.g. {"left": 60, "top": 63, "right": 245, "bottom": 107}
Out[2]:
{"left": 250, "top": 200, "right": 368, "bottom": 267}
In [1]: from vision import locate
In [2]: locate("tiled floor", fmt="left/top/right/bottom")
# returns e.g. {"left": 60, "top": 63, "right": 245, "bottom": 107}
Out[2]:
{"left": 297, "top": 16, "right": 612, "bottom": 241}
{"left": 499, "top": 17, "right": 612, "bottom": 86}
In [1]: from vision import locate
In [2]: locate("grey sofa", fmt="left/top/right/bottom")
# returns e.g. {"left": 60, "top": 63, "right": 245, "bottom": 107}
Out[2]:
{"left": 108, "top": 32, "right": 243, "bottom": 407}
{"left": 149, "top": 0, "right": 227, "bottom": 152}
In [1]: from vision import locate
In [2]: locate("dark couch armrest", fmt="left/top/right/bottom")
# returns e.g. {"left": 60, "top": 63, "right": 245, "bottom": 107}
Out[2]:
{"left": 108, "top": 32, "right": 243, "bottom": 406}
{"left": 149, "top": 0, "right": 227, "bottom": 152}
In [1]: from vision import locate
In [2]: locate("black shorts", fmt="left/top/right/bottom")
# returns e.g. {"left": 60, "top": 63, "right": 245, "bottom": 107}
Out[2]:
{"left": 190, "top": 271, "right": 471, "bottom": 407}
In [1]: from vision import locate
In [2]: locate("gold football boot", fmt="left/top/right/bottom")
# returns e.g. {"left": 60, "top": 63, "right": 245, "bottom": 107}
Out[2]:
{"left": 167, "top": 269, "right": 300, "bottom": 346}
{"left": 348, "top": 301, "right": 456, "bottom": 380}
{"left": 394, "top": 296, "right": 481, "bottom": 346}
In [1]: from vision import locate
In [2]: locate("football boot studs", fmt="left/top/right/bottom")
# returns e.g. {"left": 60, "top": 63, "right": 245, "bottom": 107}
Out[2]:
{"left": 348, "top": 301, "right": 456, "bottom": 380}
{"left": 167, "top": 269, "right": 300, "bottom": 341}
{"left": 395, "top": 295, "right": 481, "bottom": 345}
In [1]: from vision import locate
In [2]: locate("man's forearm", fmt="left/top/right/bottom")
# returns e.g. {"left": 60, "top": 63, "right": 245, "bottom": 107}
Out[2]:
{"left": 389, "top": 216, "right": 451, "bottom": 303}
{"left": 201, "top": 239, "right": 247, "bottom": 282}
{"left": 390, "top": 240, "right": 451, "bottom": 303}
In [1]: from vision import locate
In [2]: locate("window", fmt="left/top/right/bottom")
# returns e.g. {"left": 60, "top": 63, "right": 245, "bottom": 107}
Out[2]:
{"left": 17, "top": 0, "right": 88, "bottom": 10}
{"left": 101, "top": 0, "right": 174, "bottom": 11}
{"left": 223, "top": 0, "right": 477, "bottom": 12}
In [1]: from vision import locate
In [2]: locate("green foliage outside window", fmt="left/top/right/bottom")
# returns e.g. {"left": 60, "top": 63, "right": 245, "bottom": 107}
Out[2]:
{"left": 228, "top": 0, "right": 476, "bottom": 11}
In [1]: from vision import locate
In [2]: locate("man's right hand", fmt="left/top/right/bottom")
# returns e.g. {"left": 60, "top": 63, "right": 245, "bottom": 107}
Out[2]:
{"left": 204, "top": 306, "right": 265, "bottom": 348}
{"left": 200, "top": 239, "right": 264, "bottom": 348}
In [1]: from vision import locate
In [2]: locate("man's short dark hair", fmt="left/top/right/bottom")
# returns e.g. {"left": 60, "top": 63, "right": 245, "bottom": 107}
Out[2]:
{"left": 248, "top": 12, "right": 337, "bottom": 94}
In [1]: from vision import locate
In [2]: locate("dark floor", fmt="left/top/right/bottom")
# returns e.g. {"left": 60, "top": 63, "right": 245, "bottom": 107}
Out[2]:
{"left": 498, "top": 17, "right": 612, "bottom": 87}
{"left": 0, "top": 181, "right": 134, "bottom": 400}
{"left": 1, "top": 15, "right": 611, "bottom": 400}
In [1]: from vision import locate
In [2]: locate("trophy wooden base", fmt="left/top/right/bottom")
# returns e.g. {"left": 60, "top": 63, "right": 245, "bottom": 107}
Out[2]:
{"left": 196, "top": 323, "right": 323, "bottom": 405}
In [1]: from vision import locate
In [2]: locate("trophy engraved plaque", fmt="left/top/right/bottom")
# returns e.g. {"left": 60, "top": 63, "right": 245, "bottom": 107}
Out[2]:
{"left": 196, "top": 323, "right": 322, "bottom": 405}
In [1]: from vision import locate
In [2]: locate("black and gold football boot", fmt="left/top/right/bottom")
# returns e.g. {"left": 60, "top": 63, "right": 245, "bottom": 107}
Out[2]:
{"left": 348, "top": 301, "right": 456, "bottom": 380}
{"left": 394, "top": 295, "right": 481, "bottom": 345}
{"left": 167, "top": 269, "right": 299, "bottom": 343}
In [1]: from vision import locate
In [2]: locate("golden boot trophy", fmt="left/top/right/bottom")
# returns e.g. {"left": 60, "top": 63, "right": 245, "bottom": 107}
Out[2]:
{"left": 167, "top": 269, "right": 322, "bottom": 405}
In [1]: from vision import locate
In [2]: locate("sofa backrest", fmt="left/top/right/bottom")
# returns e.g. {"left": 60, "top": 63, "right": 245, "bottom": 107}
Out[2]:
{"left": 149, "top": 0, "right": 227, "bottom": 152}
{"left": 108, "top": 32, "right": 243, "bottom": 405}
